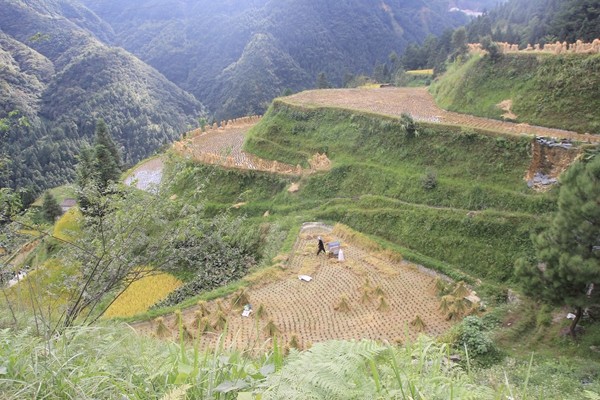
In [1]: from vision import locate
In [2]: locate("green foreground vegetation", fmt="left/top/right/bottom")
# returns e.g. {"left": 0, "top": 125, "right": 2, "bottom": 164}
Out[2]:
{"left": 2, "top": 99, "right": 599, "bottom": 399}
{"left": 1, "top": 308, "right": 599, "bottom": 399}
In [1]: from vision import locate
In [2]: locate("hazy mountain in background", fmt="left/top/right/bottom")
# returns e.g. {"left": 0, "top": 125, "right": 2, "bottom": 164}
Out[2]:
{"left": 1, "top": 0, "right": 502, "bottom": 196}
{"left": 0, "top": 0, "right": 202, "bottom": 196}
{"left": 81, "top": 0, "right": 482, "bottom": 120}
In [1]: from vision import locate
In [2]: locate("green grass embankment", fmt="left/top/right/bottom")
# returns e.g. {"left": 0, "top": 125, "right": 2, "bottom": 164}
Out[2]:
{"left": 169, "top": 103, "right": 555, "bottom": 283}
{"left": 430, "top": 53, "right": 600, "bottom": 134}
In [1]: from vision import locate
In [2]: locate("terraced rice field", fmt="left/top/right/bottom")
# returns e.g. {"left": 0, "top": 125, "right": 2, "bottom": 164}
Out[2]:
{"left": 169, "top": 88, "right": 598, "bottom": 177}
{"left": 133, "top": 223, "right": 453, "bottom": 349}
{"left": 283, "top": 88, "right": 600, "bottom": 143}
{"left": 174, "top": 122, "right": 302, "bottom": 175}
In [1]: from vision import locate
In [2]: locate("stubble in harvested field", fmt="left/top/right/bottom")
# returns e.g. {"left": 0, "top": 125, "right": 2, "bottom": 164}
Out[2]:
{"left": 134, "top": 225, "right": 456, "bottom": 349}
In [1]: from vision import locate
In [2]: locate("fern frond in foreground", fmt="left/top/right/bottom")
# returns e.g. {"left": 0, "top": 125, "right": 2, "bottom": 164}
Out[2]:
{"left": 263, "top": 338, "right": 495, "bottom": 400}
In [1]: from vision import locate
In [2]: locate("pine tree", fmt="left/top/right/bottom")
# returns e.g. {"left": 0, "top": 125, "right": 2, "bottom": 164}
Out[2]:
{"left": 92, "top": 119, "right": 122, "bottom": 190}
{"left": 94, "top": 120, "right": 121, "bottom": 170}
{"left": 451, "top": 27, "right": 468, "bottom": 61}
{"left": 95, "top": 143, "right": 120, "bottom": 190}
{"left": 316, "top": 72, "right": 330, "bottom": 89}
{"left": 75, "top": 120, "right": 122, "bottom": 215}
{"left": 41, "top": 191, "right": 63, "bottom": 222}
{"left": 516, "top": 156, "right": 600, "bottom": 337}
{"left": 75, "top": 147, "right": 98, "bottom": 212}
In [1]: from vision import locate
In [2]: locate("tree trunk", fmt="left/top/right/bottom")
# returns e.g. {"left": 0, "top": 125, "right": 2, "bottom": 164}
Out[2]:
{"left": 570, "top": 306, "right": 583, "bottom": 338}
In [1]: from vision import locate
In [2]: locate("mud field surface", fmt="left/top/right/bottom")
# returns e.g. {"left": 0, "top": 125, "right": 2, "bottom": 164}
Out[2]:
{"left": 133, "top": 224, "right": 452, "bottom": 349}
{"left": 124, "top": 157, "right": 164, "bottom": 191}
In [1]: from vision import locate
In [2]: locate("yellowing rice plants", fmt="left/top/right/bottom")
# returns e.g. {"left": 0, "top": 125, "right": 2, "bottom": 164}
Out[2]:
{"left": 104, "top": 271, "right": 182, "bottom": 318}
{"left": 406, "top": 69, "right": 434, "bottom": 76}
{"left": 53, "top": 207, "right": 82, "bottom": 242}
{"left": 4, "top": 259, "right": 79, "bottom": 313}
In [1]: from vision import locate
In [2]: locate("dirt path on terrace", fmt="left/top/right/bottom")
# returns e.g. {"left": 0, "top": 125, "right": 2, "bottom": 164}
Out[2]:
{"left": 131, "top": 223, "right": 453, "bottom": 349}
{"left": 283, "top": 88, "right": 600, "bottom": 142}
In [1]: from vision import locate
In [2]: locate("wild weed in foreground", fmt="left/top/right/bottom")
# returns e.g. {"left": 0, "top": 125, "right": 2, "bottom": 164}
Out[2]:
{"left": 1, "top": 318, "right": 598, "bottom": 399}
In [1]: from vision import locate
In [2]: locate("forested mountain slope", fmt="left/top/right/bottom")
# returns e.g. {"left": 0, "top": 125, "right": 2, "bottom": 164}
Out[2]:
{"left": 466, "top": 0, "right": 600, "bottom": 44}
{"left": 81, "top": 0, "right": 476, "bottom": 120}
{"left": 0, "top": 0, "right": 506, "bottom": 196}
{"left": 0, "top": 0, "right": 202, "bottom": 196}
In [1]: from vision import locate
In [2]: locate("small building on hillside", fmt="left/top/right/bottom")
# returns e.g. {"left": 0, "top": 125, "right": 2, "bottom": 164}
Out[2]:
{"left": 60, "top": 198, "right": 77, "bottom": 213}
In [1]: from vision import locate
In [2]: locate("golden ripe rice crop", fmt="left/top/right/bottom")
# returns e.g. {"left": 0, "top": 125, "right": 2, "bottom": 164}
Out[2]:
{"left": 104, "top": 271, "right": 182, "bottom": 318}
{"left": 406, "top": 69, "right": 434, "bottom": 76}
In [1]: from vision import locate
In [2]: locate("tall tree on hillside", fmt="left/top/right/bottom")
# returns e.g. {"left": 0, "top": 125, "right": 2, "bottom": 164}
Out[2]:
{"left": 95, "top": 143, "right": 121, "bottom": 191}
{"left": 316, "top": 72, "right": 330, "bottom": 89}
{"left": 76, "top": 120, "right": 122, "bottom": 214}
{"left": 41, "top": 191, "right": 63, "bottom": 223}
{"left": 93, "top": 120, "right": 121, "bottom": 189}
{"left": 516, "top": 155, "right": 600, "bottom": 337}
{"left": 94, "top": 119, "right": 121, "bottom": 170}
{"left": 451, "top": 27, "right": 469, "bottom": 61}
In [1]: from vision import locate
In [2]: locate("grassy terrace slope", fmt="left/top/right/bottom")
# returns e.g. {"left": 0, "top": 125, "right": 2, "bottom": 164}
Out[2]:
{"left": 431, "top": 53, "right": 600, "bottom": 134}
{"left": 200, "top": 101, "right": 557, "bottom": 284}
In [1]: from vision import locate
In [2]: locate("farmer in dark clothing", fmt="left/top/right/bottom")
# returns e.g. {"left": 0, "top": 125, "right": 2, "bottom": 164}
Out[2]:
{"left": 317, "top": 236, "right": 326, "bottom": 255}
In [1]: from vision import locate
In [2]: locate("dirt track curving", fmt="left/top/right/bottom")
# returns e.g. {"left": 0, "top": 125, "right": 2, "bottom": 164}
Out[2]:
{"left": 282, "top": 87, "right": 600, "bottom": 142}
{"left": 132, "top": 224, "right": 454, "bottom": 349}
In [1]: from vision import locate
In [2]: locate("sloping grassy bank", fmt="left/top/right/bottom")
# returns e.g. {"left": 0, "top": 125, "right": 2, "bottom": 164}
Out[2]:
{"left": 167, "top": 102, "right": 554, "bottom": 283}
{"left": 430, "top": 53, "right": 600, "bottom": 134}
{"left": 161, "top": 155, "right": 541, "bottom": 282}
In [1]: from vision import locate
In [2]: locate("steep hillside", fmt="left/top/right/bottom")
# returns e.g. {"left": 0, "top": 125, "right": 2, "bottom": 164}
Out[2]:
{"left": 226, "top": 102, "right": 556, "bottom": 283}
{"left": 81, "top": 0, "right": 474, "bottom": 120}
{"left": 0, "top": 0, "right": 203, "bottom": 195}
{"left": 430, "top": 53, "right": 600, "bottom": 134}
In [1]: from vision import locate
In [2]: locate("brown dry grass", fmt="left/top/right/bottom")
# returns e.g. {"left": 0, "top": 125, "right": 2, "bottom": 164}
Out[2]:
{"left": 243, "top": 264, "right": 287, "bottom": 286}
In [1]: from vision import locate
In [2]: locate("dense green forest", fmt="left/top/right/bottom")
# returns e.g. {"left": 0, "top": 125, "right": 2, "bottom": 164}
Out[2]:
{"left": 477, "top": 0, "right": 600, "bottom": 45}
{"left": 0, "top": 0, "right": 203, "bottom": 200}
{"left": 400, "top": 0, "right": 600, "bottom": 72}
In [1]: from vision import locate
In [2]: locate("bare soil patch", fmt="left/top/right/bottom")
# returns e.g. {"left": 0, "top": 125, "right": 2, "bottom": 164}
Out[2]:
{"left": 132, "top": 223, "right": 453, "bottom": 349}
{"left": 283, "top": 88, "right": 600, "bottom": 143}
{"left": 497, "top": 99, "right": 517, "bottom": 120}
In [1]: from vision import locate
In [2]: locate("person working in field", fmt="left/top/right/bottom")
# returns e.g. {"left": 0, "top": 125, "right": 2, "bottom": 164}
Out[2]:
{"left": 317, "top": 236, "right": 326, "bottom": 255}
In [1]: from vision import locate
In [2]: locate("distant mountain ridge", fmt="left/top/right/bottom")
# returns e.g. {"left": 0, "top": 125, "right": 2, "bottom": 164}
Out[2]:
{"left": 81, "top": 0, "right": 483, "bottom": 120}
